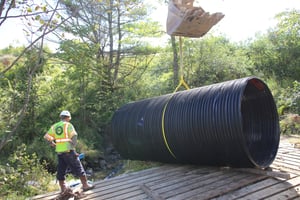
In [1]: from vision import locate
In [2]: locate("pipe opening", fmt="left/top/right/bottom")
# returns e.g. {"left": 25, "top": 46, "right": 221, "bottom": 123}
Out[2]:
{"left": 242, "top": 78, "right": 280, "bottom": 168}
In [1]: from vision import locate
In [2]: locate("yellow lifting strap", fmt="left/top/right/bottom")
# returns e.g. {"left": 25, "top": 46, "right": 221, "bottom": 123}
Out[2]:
{"left": 162, "top": 0, "right": 224, "bottom": 159}
{"left": 175, "top": 36, "right": 190, "bottom": 91}
{"left": 167, "top": 0, "right": 225, "bottom": 38}
{"left": 161, "top": 36, "right": 189, "bottom": 159}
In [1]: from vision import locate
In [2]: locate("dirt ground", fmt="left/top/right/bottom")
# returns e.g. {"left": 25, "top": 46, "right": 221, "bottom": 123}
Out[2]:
{"left": 281, "top": 134, "right": 300, "bottom": 148}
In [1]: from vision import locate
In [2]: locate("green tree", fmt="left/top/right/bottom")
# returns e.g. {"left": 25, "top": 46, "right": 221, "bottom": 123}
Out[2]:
{"left": 0, "top": 0, "right": 73, "bottom": 152}
{"left": 0, "top": 46, "right": 47, "bottom": 152}
{"left": 0, "top": 144, "right": 55, "bottom": 198}
{"left": 151, "top": 35, "right": 254, "bottom": 94}
{"left": 54, "top": 0, "right": 163, "bottom": 143}
{"left": 271, "top": 10, "right": 300, "bottom": 81}
{"left": 249, "top": 9, "right": 300, "bottom": 85}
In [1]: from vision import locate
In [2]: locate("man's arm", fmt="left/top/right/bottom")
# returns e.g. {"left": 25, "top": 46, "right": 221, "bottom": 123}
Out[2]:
{"left": 44, "top": 131, "right": 56, "bottom": 147}
{"left": 71, "top": 135, "right": 77, "bottom": 148}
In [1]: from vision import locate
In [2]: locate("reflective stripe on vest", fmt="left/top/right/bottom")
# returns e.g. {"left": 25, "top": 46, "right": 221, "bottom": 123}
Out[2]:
{"left": 56, "top": 138, "right": 72, "bottom": 143}
{"left": 64, "top": 123, "right": 69, "bottom": 139}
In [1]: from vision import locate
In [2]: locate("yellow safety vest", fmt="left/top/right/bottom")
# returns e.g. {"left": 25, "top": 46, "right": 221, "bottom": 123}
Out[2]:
{"left": 44, "top": 121, "right": 77, "bottom": 153}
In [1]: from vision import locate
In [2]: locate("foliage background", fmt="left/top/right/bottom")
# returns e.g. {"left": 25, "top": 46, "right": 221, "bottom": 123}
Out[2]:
{"left": 0, "top": 0, "right": 300, "bottom": 199}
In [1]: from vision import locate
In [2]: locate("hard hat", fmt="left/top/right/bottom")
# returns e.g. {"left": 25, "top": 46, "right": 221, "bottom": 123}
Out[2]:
{"left": 60, "top": 110, "right": 71, "bottom": 118}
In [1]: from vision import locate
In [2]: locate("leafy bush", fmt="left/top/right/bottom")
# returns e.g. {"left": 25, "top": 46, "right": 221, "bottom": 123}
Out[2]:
{"left": 26, "top": 137, "right": 58, "bottom": 173}
{"left": 280, "top": 113, "right": 300, "bottom": 135}
{"left": 277, "top": 81, "right": 300, "bottom": 115}
{"left": 0, "top": 144, "right": 57, "bottom": 199}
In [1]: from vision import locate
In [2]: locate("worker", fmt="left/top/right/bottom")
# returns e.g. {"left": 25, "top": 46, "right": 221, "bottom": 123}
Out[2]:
{"left": 44, "top": 110, "right": 94, "bottom": 193}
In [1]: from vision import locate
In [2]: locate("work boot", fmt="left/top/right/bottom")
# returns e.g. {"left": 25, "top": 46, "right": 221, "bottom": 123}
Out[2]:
{"left": 59, "top": 180, "right": 67, "bottom": 193}
{"left": 79, "top": 175, "right": 95, "bottom": 191}
{"left": 57, "top": 188, "right": 74, "bottom": 200}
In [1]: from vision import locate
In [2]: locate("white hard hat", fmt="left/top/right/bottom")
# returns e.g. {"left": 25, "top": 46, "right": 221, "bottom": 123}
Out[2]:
{"left": 60, "top": 110, "right": 71, "bottom": 118}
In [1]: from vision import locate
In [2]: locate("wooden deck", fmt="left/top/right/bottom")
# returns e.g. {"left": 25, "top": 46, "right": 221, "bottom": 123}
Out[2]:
{"left": 31, "top": 140, "right": 300, "bottom": 200}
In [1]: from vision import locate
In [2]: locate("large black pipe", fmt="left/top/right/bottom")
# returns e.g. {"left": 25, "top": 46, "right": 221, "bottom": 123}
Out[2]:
{"left": 111, "top": 77, "right": 280, "bottom": 168}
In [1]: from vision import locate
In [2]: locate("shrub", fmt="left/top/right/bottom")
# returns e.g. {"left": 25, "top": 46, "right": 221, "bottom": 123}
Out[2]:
{"left": 280, "top": 113, "right": 300, "bottom": 135}
{"left": 0, "top": 144, "right": 57, "bottom": 199}
{"left": 277, "top": 81, "right": 300, "bottom": 115}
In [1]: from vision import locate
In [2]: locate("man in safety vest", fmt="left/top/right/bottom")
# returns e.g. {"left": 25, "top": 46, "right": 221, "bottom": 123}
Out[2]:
{"left": 44, "top": 110, "right": 94, "bottom": 193}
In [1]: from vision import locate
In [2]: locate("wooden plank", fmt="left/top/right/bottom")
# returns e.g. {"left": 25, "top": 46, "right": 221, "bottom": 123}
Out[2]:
{"left": 277, "top": 146, "right": 300, "bottom": 153}
{"left": 264, "top": 185, "right": 300, "bottom": 200}
{"left": 278, "top": 143, "right": 297, "bottom": 150}
{"left": 235, "top": 176, "right": 300, "bottom": 199}
{"left": 140, "top": 184, "right": 164, "bottom": 200}
{"left": 276, "top": 153, "right": 300, "bottom": 164}
{"left": 81, "top": 165, "right": 198, "bottom": 199}
{"left": 277, "top": 152, "right": 300, "bottom": 156}
{"left": 277, "top": 155, "right": 300, "bottom": 165}
{"left": 272, "top": 162, "right": 300, "bottom": 175}
{"left": 165, "top": 173, "right": 252, "bottom": 199}
{"left": 79, "top": 185, "right": 145, "bottom": 200}
{"left": 161, "top": 172, "right": 242, "bottom": 199}
{"left": 94, "top": 165, "right": 187, "bottom": 188}
{"left": 278, "top": 144, "right": 293, "bottom": 148}
{"left": 272, "top": 164, "right": 300, "bottom": 174}
{"left": 211, "top": 178, "right": 281, "bottom": 200}
{"left": 106, "top": 190, "right": 150, "bottom": 200}
{"left": 272, "top": 160, "right": 300, "bottom": 170}
{"left": 277, "top": 151, "right": 300, "bottom": 158}
{"left": 124, "top": 193, "right": 149, "bottom": 200}
{"left": 94, "top": 165, "right": 191, "bottom": 192}
{"left": 278, "top": 146, "right": 298, "bottom": 150}
{"left": 160, "top": 171, "right": 233, "bottom": 198}
{"left": 155, "top": 171, "right": 226, "bottom": 196}
{"left": 277, "top": 151, "right": 300, "bottom": 155}
{"left": 234, "top": 168, "right": 291, "bottom": 179}
{"left": 275, "top": 156, "right": 300, "bottom": 167}
{"left": 82, "top": 175, "right": 168, "bottom": 199}
{"left": 279, "top": 144, "right": 300, "bottom": 149}
{"left": 148, "top": 168, "right": 220, "bottom": 192}
{"left": 277, "top": 151, "right": 300, "bottom": 160}
{"left": 189, "top": 175, "right": 267, "bottom": 200}
{"left": 30, "top": 191, "right": 60, "bottom": 200}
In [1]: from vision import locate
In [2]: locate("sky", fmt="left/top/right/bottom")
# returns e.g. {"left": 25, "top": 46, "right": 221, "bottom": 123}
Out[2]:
{"left": 0, "top": 0, "right": 300, "bottom": 49}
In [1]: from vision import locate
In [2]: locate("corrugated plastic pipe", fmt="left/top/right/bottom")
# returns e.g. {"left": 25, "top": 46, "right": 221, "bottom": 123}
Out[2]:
{"left": 111, "top": 77, "right": 280, "bottom": 168}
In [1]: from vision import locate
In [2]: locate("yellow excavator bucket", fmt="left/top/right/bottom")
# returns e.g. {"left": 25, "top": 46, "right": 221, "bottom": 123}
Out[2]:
{"left": 167, "top": 0, "right": 225, "bottom": 38}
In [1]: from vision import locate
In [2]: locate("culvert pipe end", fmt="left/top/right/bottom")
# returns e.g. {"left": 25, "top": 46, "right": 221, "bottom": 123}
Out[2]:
{"left": 111, "top": 77, "right": 280, "bottom": 168}
{"left": 240, "top": 77, "right": 280, "bottom": 168}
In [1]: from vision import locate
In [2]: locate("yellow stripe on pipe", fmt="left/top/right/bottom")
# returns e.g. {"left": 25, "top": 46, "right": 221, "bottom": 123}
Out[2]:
{"left": 161, "top": 95, "right": 177, "bottom": 159}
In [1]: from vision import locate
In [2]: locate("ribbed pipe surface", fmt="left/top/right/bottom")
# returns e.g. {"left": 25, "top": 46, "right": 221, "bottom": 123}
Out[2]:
{"left": 111, "top": 77, "right": 280, "bottom": 168}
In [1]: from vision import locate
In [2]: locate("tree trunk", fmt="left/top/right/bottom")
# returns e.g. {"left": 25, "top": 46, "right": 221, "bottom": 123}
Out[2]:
{"left": 171, "top": 36, "right": 179, "bottom": 87}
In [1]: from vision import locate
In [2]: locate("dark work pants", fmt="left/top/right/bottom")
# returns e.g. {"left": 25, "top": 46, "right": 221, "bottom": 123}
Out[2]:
{"left": 57, "top": 150, "right": 86, "bottom": 181}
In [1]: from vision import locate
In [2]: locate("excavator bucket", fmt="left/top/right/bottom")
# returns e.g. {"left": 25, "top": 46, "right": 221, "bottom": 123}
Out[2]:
{"left": 167, "top": 0, "right": 225, "bottom": 37}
